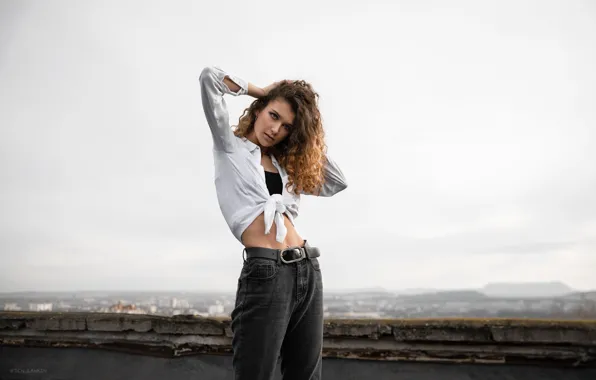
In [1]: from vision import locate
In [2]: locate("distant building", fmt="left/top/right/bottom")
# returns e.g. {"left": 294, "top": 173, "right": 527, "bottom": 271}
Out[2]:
{"left": 28, "top": 303, "right": 52, "bottom": 312}
{"left": 109, "top": 301, "right": 144, "bottom": 314}
{"left": 4, "top": 303, "right": 22, "bottom": 311}
{"left": 172, "top": 298, "right": 190, "bottom": 309}
{"left": 341, "top": 311, "right": 382, "bottom": 319}
{"left": 208, "top": 303, "right": 225, "bottom": 316}
{"left": 158, "top": 298, "right": 170, "bottom": 308}
{"left": 189, "top": 309, "right": 209, "bottom": 317}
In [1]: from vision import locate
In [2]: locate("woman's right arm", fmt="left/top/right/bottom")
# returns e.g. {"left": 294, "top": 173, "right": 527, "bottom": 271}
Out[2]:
{"left": 199, "top": 66, "right": 251, "bottom": 152}
{"left": 225, "top": 76, "right": 265, "bottom": 98}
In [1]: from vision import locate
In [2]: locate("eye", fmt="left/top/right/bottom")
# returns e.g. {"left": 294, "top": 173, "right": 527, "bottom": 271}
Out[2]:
{"left": 269, "top": 112, "right": 278, "bottom": 120}
{"left": 283, "top": 124, "right": 291, "bottom": 130}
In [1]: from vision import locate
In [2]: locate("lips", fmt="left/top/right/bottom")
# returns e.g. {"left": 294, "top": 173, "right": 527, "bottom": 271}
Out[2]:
{"left": 264, "top": 133, "right": 274, "bottom": 142}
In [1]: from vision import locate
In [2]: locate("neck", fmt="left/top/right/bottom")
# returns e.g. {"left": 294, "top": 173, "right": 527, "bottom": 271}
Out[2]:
{"left": 246, "top": 131, "right": 271, "bottom": 156}
{"left": 246, "top": 132, "right": 258, "bottom": 145}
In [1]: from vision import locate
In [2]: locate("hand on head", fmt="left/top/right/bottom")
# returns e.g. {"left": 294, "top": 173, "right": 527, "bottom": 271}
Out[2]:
{"left": 262, "top": 80, "right": 292, "bottom": 97}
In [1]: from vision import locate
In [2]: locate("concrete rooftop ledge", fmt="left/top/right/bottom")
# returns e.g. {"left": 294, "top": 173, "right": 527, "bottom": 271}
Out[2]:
{"left": 1, "top": 312, "right": 595, "bottom": 367}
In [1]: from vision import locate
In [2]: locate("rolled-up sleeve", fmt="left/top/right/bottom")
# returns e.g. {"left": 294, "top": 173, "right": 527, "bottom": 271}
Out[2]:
{"left": 199, "top": 66, "right": 248, "bottom": 152}
{"left": 306, "top": 154, "right": 348, "bottom": 197}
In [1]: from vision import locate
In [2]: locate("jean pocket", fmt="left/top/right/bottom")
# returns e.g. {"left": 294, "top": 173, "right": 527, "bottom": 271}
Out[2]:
{"left": 243, "top": 258, "right": 280, "bottom": 281}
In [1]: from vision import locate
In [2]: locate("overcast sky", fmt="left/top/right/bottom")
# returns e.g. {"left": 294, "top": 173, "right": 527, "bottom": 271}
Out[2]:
{"left": 1, "top": 0, "right": 595, "bottom": 292}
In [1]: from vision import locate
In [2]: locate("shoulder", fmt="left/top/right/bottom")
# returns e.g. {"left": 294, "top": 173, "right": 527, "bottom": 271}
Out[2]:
{"left": 213, "top": 135, "right": 255, "bottom": 158}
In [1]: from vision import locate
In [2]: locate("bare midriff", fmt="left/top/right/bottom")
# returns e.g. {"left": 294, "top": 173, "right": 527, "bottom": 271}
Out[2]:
{"left": 241, "top": 212, "right": 305, "bottom": 249}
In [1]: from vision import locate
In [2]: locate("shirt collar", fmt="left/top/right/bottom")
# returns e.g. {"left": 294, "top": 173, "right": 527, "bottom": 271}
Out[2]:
{"left": 239, "top": 136, "right": 285, "bottom": 175}
{"left": 239, "top": 136, "right": 260, "bottom": 154}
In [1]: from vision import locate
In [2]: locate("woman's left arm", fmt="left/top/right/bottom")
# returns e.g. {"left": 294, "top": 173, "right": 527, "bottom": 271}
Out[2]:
{"left": 308, "top": 155, "right": 348, "bottom": 197}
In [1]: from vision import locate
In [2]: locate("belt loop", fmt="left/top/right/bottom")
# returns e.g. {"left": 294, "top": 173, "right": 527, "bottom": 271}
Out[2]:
{"left": 276, "top": 249, "right": 282, "bottom": 264}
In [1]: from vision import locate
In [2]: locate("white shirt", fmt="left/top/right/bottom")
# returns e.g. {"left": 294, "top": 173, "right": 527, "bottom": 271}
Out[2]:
{"left": 199, "top": 66, "right": 348, "bottom": 243}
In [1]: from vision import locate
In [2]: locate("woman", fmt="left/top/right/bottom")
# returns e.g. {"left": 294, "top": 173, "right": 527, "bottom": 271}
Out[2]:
{"left": 199, "top": 65, "right": 347, "bottom": 380}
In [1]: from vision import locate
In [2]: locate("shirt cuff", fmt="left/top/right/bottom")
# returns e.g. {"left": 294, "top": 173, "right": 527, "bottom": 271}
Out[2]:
{"left": 214, "top": 66, "right": 248, "bottom": 96}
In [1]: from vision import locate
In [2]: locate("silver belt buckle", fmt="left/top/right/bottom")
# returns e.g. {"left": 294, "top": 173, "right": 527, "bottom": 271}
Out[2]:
{"left": 280, "top": 247, "right": 305, "bottom": 264}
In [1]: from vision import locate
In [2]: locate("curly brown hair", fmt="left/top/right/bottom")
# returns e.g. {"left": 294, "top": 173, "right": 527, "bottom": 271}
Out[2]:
{"left": 233, "top": 80, "right": 327, "bottom": 195}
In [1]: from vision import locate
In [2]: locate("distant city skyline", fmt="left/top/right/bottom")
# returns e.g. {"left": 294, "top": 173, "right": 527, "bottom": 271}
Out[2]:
{"left": 1, "top": 0, "right": 595, "bottom": 292}
{"left": 3, "top": 281, "right": 595, "bottom": 320}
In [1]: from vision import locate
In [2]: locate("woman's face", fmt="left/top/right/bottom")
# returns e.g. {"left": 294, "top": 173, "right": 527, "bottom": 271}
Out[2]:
{"left": 249, "top": 98, "right": 295, "bottom": 149}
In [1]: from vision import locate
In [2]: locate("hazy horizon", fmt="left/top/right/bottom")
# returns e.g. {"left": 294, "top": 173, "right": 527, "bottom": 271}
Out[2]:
{"left": 1, "top": 0, "right": 595, "bottom": 292}
{"left": 0, "top": 280, "right": 589, "bottom": 295}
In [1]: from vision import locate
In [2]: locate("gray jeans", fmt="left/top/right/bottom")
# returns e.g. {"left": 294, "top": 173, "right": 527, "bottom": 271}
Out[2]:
{"left": 230, "top": 246, "right": 324, "bottom": 380}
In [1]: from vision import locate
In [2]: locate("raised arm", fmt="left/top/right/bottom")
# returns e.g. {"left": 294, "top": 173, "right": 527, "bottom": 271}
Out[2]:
{"left": 307, "top": 154, "right": 348, "bottom": 197}
{"left": 199, "top": 66, "right": 249, "bottom": 152}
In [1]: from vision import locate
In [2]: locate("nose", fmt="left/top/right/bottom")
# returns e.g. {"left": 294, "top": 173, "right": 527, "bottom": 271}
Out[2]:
{"left": 270, "top": 122, "right": 283, "bottom": 135}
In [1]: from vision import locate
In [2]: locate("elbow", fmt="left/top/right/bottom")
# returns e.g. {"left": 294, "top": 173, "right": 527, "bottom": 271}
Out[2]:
{"left": 199, "top": 66, "right": 217, "bottom": 85}
{"left": 320, "top": 178, "right": 347, "bottom": 197}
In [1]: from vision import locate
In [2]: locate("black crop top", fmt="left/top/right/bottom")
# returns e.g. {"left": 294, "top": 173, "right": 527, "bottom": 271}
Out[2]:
{"left": 264, "top": 170, "right": 283, "bottom": 195}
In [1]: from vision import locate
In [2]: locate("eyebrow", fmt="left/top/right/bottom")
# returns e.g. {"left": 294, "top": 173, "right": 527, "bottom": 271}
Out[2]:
{"left": 270, "top": 109, "right": 294, "bottom": 127}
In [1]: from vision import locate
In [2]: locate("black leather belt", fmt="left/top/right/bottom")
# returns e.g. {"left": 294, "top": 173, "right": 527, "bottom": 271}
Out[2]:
{"left": 243, "top": 242, "right": 320, "bottom": 264}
